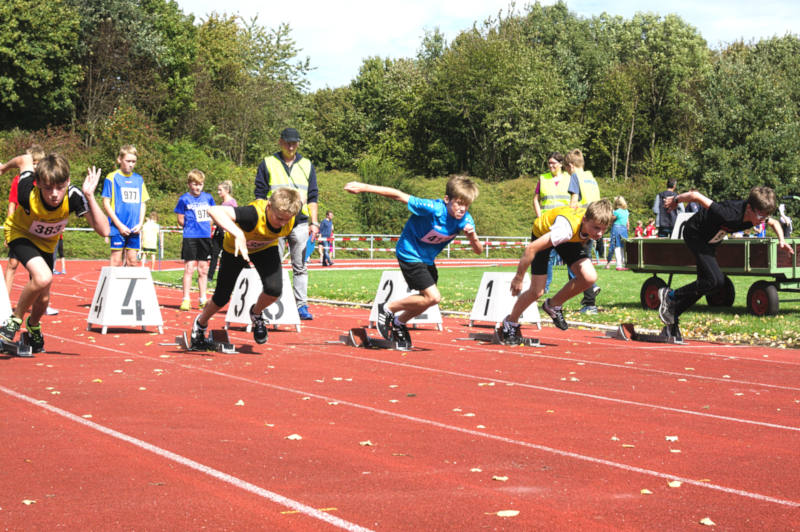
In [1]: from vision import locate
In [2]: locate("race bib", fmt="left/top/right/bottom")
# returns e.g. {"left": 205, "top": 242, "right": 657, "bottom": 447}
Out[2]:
{"left": 193, "top": 204, "right": 210, "bottom": 222}
{"left": 420, "top": 229, "right": 454, "bottom": 245}
{"left": 246, "top": 238, "right": 277, "bottom": 250}
{"left": 29, "top": 219, "right": 68, "bottom": 238}
{"left": 120, "top": 187, "right": 140, "bottom": 203}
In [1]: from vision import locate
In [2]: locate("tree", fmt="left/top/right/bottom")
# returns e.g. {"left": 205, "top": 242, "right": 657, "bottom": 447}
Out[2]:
{"left": 0, "top": 0, "right": 82, "bottom": 129}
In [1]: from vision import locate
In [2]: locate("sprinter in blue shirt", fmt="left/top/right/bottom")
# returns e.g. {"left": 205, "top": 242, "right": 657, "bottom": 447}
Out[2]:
{"left": 344, "top": 175, "right": 484, "bottom": 350}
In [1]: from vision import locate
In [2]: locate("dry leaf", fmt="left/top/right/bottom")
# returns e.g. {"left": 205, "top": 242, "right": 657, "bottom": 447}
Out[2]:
{"left": 668, "top": 480, "right": 682, "bottom": 488}
{"left": 665, "top": 436, "right": 678, "bottom": 442}
{"left": 699, "top": 517, "right": 716, "bottom": 526}
{"left": 92, "top": 378, "right": 103, "bottom": 383}
{"left": 359, "top": 440, "right": 374, "bottom": 446}
{"left": 492, "top": 476, "right": 509, "bottom": 482}
{"left": 285, "top": 434, "right": 302, "bottom": 440}
{"left": 235, "top": 400, "right": 245, "bottom": 406}
{"left": 640, "top": 489, "right": 653, "bottom": 495}
{"left": 22, "top": 499, "right": 36, "bottom": 505}
{"left": 495, "top": 510, "right": 519, "bottom": 517}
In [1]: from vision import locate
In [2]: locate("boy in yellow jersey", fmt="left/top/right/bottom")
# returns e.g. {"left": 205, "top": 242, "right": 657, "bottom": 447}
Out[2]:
{"left": 189, "top": 187, "right": 302, "bottom": 348}
{"left": 497, "top": 199, "right": 613, "bottom": 343}
{"left": 0, "top": 153, "right": 110, "bottom": 352}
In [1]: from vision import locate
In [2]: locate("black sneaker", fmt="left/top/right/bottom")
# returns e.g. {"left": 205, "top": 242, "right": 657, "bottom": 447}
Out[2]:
{"left": 250, "top": 305, "right": 268, "bottom": 344}
{"left": 391, "top": 321, "right": 412, "bottom": 351}
{"left": 496, "top": 317, "right": 522, "bottom": 345}
{"left": 190, "top": 315, "right": 209, "bottom": 350}
{"left": 658, "top": 287, "right": 675, "bottom": 325}
{"left": 542, "top": 298, "right": 568, "bottom": 330}
{"left": 377, "top": 302, "right": 393, "bottom": 340}
{"left": 0, "top": 316, "right": 22, "bottom": 343}
{"left": 25, "top": 317, "right": 44, "bottom": 353}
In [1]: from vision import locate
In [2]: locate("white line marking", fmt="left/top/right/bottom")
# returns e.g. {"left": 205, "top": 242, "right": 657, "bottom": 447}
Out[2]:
{"left": 0, "top": 385, "right": 373, "bottom": 532}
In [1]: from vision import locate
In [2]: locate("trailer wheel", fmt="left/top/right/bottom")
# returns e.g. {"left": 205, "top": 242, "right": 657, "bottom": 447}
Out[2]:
{"left": 640, "top": 276, "right": 667, "bottom": 310}
{"left": 706, "top": 276, "right": 735, "bottom": 307}
{"left": 746, "top": 281, "right": 779, "bottom": 316}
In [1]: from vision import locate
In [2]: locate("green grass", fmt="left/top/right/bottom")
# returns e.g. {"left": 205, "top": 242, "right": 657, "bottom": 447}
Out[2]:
{"left": 153, "top": 265, "right": 800, "bottom": 349}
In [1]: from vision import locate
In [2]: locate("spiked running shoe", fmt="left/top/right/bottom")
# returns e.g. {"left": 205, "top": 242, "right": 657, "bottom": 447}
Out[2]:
{"left": 250, "top": 305, "right": 268, "bottom": 344}
{"left": 376, "top": 303, "right": 393, "bottom": 340}
{"left": 0, "top": 315, "right": 22, "bottom": 343}
{"left": 190, "top": 315, "right": 209, "bottom": 350}
{"left": 658, "top": 287, "right": 676, "bottom": 325}
{"left": 391, "top": 321, "right": 412, "bottom": 351}
{"left": 496, "top": 317, "right": 522, "bottom": 345}
{"left": 26, "top": 317, "right": 44, "bottom": 353}
{"left": 298, "top": 305, "right": 313, "bottom": 320}
{"left": 542, "top": 298, "right": 568, "bottom": 330}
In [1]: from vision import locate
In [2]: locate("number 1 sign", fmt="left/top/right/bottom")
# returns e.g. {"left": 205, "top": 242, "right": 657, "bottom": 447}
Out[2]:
{"left": 468, "top": 272, "right": 541, "bottom": 328}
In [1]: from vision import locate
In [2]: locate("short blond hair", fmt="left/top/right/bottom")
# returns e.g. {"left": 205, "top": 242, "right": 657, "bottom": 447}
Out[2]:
{"left": 585, "top": 199, "right": 614, "bottom": 227}
{"left": 269, "top": 187, "right": 302, "bottom": 216}
{"left": 614, "top": 196, "right": 628, "bottom": 209}
{"left": 118, "top": 145, "right": 138, "bottom": 159}
{"left": 26, "top": 144, "right": 45, "bottom": 162}
{"left": 446, "top": 175, "right": 479, "bottom": 205}
{"left": 565, "top": 149, "right": 585, "bottom": 169}
{"left": 219, "top": 180, "right": 233, "bottom": 194}
{"left": 187, "top": 169, "right": 205, "bottom": 185}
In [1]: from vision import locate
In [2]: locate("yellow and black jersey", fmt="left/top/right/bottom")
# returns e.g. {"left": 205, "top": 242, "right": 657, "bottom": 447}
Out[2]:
{"left": 532, "top": 206, "right": 586, "bottom": 243}
{"left": 4, "top": 171, "right": 88, "bottom": 253}
{"left": 222, "top": 199, "right": 294, "bottom": 254}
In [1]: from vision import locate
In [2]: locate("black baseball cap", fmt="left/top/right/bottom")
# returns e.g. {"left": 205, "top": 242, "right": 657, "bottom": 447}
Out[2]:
{"left": 280, "top": 127, "right": 301, "bottom": 142}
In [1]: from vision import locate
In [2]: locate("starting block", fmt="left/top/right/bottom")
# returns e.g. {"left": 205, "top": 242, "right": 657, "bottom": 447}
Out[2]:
{"left": 1, "top": 333, "right": 34, "bottom": 357}
{"left": 175, "top": 329, "right": 238, "bottom": 354}
{"left": 459, "top": 331, "right": 540, "bottom": 347}
{"left": 337, "top": 327, "right": 403, "bottom": 350}
{"left": 606, "top": 323, "right": 684, "bottom": 344}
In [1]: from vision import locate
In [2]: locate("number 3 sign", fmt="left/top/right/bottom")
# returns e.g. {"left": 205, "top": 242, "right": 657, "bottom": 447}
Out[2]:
{"left": 224, "top": 268, "right": 301, "bottom": 332}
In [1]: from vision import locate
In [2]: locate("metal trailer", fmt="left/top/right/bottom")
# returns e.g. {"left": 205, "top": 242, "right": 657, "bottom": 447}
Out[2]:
{"left": 624, "top": 237, "right": 800, "bottom": 316}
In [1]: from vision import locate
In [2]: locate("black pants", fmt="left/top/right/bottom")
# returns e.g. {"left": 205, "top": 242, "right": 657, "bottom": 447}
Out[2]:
{"left": 672, "top": 237, "right": 725, "bottom": 319}
{"left": 208, "top": 229, "right": 224, "bottom": 281}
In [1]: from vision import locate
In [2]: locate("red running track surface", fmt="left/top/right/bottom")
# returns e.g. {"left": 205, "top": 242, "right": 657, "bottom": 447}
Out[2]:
{"left": 0, "top": 260, "right": 798, "bottom": 530}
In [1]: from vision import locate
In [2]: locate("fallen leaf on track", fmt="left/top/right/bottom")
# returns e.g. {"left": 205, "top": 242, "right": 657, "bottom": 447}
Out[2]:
{"left": 359, "top": 440, "right": 374, "bottom": 446}
{"left": 699, "top": 517, "right": 716, "bottom": 526}
{"left": 285, "top": 434, "right": 302, "bottom": 440}
{"left": 493, "top": 510, "right": 519, "bottom": 517}
{"left": 640, "top": 489, "right": 652, "bottom": 495}
{"left": 492, "top": 476, "right": 509, "bottom": 482}
{"left": 668, "top": 480, "right": 682, "bottom": 488}
{"left": 235, "top": 400, "right": 245, "bottom": 406}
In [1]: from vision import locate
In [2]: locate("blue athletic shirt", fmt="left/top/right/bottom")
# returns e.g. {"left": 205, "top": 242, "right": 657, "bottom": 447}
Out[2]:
{"left": 174, "top": 191, "right": 215, "bottom": 238}
{"left": 102, "top": 171, "right": 149, "bottom": 236}
{"left": 395, "top": 196, "right": 475, "bottom": 265}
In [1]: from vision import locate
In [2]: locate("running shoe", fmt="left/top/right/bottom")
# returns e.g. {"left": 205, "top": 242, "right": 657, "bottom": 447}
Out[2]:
{"left": 0, "top": 316, "right": 22, "bottom": 343}
{"left": 190, "top": 315, "right": 209, "bottom": 350}
{"left": 391, "top": 321, "right": 412, "bottom": 351}
{"left": 376, "top": 303, "right": 393, "bottom": 340}
{"left": 250, "top": 305, "right": 268, "bottom": 344}
{"left": 658, "top": 287, "right": 675, "bottom": 325}
{"left": 542, "top": 298, "right": 568, "bottom": 330}
{"left": 25, "top": 317, "right": 44, "bottom": 353}
{"left": 496, "top": 317, "right": 522, "bottom": 345}
{"left": 179, "top": 299, "right": 191, "bottom": 311}
{"left": 298, "top": 305, "right": 313, "bottom": 320}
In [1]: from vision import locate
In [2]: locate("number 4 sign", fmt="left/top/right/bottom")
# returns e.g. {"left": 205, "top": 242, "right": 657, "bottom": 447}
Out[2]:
{"left": 469, "top": 272, "right": 541, "bottom": 328}
{"left": 87, "top": 267, "right": 164, "bottom": 334}
{"left": 368, "top": 270, "right": 443, "bottom": 330}
{"left": 224, "top": 268, "right": 301, "bottom": 332}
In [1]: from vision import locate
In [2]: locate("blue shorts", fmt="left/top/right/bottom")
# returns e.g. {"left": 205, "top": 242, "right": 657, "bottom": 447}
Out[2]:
{"left": 110, "top": 233, "right": 141, "bottom": 250}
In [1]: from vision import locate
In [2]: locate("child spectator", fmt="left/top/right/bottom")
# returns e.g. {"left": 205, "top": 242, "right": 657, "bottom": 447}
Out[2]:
{"left": 174, "top": 169, "right": 215, "bottom": 311}
{"left": 141, "top": 211, "right": 160, "bottom": 270}
{"left": 208, "top": 180, "right": 237, "bottom": 282}
{"left": 102, "top": 145, "right": 148, "bottom": 267}
{"left": 344, "top": 176, "right": 484, "bottom": 350}
{"left": 566, "top": 148, "right": 601, "bottom": 313}
{"left": 606, "top": 196, "right": 629, "bottom": 270}
{"left": 0, "top": 152, "right": 110, "bottom": 352}
{"left": 658, "top": 187, "right": 793, "bottom": 328}
{"left": 189, "top": 187, "right": 302, "bottom": 348}
{"left": 645, "top": 218, "right": 656, "bottom": 238}
{"left": 5, "top": 144, "right": 45, "bottom": 296}
{"left": 319, "top": 210, "right": 334, "bottom": 266}
{"left": 497, "top": 200, "right": 613, "bottom": 342}
{"left": 634, "top": 220, "right": 644, "bottom": 238}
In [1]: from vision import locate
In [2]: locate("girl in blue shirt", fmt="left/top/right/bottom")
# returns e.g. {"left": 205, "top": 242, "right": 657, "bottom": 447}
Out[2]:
{"left": 607, "top": 196, "right": 630, "bottom": 270}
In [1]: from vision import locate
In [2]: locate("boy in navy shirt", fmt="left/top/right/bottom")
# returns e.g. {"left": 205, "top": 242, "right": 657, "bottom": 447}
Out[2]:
{"left": 658, "top": 186, "right": 793, "bottom": 326}
{"left": 344, "top": 175, "right": 483, "bottom": 350}
{"left": 174, "top": 169, "right": 215, "bottom": 310}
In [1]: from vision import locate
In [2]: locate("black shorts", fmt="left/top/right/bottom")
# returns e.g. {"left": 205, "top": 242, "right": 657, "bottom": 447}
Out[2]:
{"left": 9, "top": 238, "right": 54, "bottom": 271}
{"left": 531, "top": 241, "right": 588, "bottom": 275}
{"left": 398, "top": 260, "right": 438, "bottom": 291}
{"left": 212, "top": 246, "right": 283, "bottom": 307}
{"left": 181, "top": 238, "right": 212, "bottom": 261}
{"left": 54, "top": 238, "right": 64, "bottom": 258}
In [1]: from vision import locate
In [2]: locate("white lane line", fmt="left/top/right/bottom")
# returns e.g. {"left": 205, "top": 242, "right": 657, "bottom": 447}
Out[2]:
{"left": 0, "top": 385, "right": 373, "bottom": 532}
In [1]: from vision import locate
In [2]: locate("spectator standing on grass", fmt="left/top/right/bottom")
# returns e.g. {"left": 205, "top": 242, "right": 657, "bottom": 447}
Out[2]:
{"left": 174, "top": 169, "right": 215, "bottom": 311}
{"left": 533, "top": 152, "right": 571, "bottom": 293}
{"left": 658, "top": 186, "right": 792, "bottom": 330}
{"left": 645, "top": 218, "right": 656, "bottom": 238}
{"left": 254, "top": 128, "right": 319, "bottom": 320}
{"left": 566, "top": 149, "right": 602, "bottom": 314}
{"left": 208, "top": 180, "right": 237, "bottom": 282}
{"left": 0, "top": 152, "right": 109, "bottom": 353}
{"left": 634, "top": 220, "right": 644, "bottom": 238}
{"left": 102, "top": 145, "right": 149, "bottom": 267}
{"left": 5, "top": 144, "right": 45, "bottom": 296}
{"left": 141, "top": 211, "right": 160, "bottom": 270}
{"left": 653, "top": 178, "right": 682, "bottom": 237}
{"left": 319, "top": 210, "right": 334, "bottom": 266}
{"left": 345, "top": 176, "right": 484, "bottom": 351}
{"left": 606, "top": 196, "right": 629, "bottom": 270}
{"left": 497, "top": 200, "right": 613, "bottom": 343}
{"left": 778, "top": 204, "right": 792, "bottom": 237}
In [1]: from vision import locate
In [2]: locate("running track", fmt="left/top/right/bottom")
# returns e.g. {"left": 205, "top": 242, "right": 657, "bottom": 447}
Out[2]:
{"left": 1, "top": 261, "right": 798, "bottom": 530}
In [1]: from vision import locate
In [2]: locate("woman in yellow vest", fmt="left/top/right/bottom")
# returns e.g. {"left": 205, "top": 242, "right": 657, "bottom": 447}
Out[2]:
{"left": 532, "top": 152, "right": 571, "bottom": 294}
